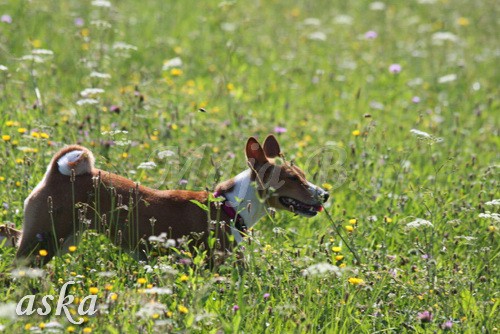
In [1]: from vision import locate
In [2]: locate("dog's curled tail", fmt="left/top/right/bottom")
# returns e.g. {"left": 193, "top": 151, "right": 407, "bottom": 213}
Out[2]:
{"left": 51, "top": 145, "right": 95, "bottom": 176}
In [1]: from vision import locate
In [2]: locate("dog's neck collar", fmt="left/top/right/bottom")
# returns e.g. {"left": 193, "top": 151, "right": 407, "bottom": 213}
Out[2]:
{"left": 214, "top": 169, "right": 267, "bottom": 243}
{"left": 213, "top": 191, "right": 247, "bottom": 240}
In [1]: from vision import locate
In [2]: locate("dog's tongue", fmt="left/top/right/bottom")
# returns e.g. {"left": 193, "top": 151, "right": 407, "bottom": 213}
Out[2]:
{"left": 317, "top": 206, "right": 324, "bottom": 212}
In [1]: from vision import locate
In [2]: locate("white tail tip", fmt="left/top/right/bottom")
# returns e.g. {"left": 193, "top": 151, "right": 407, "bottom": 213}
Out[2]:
{"left": 57, "top": 150, "right": 93, "bottom": 176}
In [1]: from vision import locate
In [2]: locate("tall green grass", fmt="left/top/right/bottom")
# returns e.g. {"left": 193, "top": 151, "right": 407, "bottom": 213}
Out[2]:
{"left": 1, "top": 0, "right": 498, "bottom": 332}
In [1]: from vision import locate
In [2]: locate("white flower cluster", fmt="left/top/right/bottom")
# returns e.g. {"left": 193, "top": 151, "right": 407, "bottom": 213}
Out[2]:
{"left": 162, "top": 57, "right": 183, "bottom": 71}
{"left": 302, "top": 263, "right": 341, "bottom": 277}
{"left": 406, "top": 218, "right": 434, "bottom": 230}
{"left": 485, "top": 199, "right": 500, "bottom": 206}
{"left": 137, "top": 161, "right": 157, "bottom": 170}
{"left": 478, "top": 212, "right": 500, "bottom": 222}
{"left": 410, "top": 129, "right": 444, "bottom": 144}
{"left": 136, "top": 301, "right": 166, "bottom": 318}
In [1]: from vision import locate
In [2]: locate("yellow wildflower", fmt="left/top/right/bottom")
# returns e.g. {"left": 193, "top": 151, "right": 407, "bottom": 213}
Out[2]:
{"left": 89, "top": 287, "right": 98, "bottom": 295}
{"left": 170, "top": 68, "right": 183, "bottom": 76}
{"left": 322, "top": 183, "right": 333, "bottom": 191}
{"left": 178, "top": 305, "right": 188, "bottom": 314}
{"left": 352, "top": 130, "right": 361, "bottom": 136}
{"left": 39, "top": 249, "right": 48, "bottom": 257}
{"left": 348, "top": 218, "right": 357, "bottom": 225}
{"left": 345, "top": 225, "right": 354, "bottom": 232}
{"left": 332, "top": 246, "right": 342, "bottom": 253}
{"left": 457, "top": 17, "right": 470, "bottom": 26}
{"left": 31, "top": 40, "right": 42, "bottom": 48}
{"left": 290, "top": 8, "right": 301, "bottom": 18}
{"left": 137, "top": 278, "right": 147, "bottom": 285}
{"left": 180, "top": 275, "right": 189, "bottom": 282}
{"left": 348, "top": 277, "right": 364, "bottom": 285}
{"left": 68, "top": 246, "right": 77, "bottom": 252}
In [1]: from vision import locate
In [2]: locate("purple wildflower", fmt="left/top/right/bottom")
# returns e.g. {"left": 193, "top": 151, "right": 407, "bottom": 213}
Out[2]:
{"left": 232, "top": 305, "right": 239, "bottom": 311}
{"left": 412, "top": 96, "right": 421, "bottom": 103}
{"left": 365, "top": 30, "right": 378, "bottom": 39}
{"left": 274, "top": 126, "right": 287, "bottom": 134}
{"left": 179, "top": 179, "right": 188, "bottom": 185}
{"left": 441, "top": 320, "right": 453, "bottom": 330}
{"left": 263, "top": 293, "right": 270, "bottom": 300}
{"left": 74, "top": 18, "right": 84, "bottom": 27}
{"left": 1, "top": 14, "right": 12, "bottom": 24}
{"left": 389, "top": 64, "right": 402, "bottom": 74}
{"left": 417, "top": 311, "right": 433, "bottom": 323}
{"left": 109, "top": 105, "right": 121, "bottom": 113}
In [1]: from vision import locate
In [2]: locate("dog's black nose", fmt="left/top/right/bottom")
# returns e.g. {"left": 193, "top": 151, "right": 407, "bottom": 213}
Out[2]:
{"left": 322, "top": 191, "right": 330, "bottom": 202}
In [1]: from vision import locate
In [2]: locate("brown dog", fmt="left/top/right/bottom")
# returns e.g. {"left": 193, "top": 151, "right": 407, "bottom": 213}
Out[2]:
{"left": 16, "top": 135, "right": 328, "bottom": 265}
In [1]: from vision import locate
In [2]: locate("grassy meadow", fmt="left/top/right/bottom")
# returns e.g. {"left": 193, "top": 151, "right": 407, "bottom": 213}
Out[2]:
{"left": 0, "top": 0, "right": 499, "bottom": 332}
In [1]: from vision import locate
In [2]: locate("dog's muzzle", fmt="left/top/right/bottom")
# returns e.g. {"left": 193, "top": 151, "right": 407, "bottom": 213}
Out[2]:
{"left": 308, "top": 182, "right": 330, "bottom": 203}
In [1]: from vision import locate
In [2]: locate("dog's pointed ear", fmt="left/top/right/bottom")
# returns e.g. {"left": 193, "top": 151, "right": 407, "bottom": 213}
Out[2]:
{"left": 263, "top": 134, "right": 281, "bottom": 158}
{"left": 246, "top": 137, "right": 268, "bottom": 167}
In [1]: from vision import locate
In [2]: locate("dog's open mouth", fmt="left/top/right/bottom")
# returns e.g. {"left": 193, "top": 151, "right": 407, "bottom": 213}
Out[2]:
{"left": 279, "top": 197, "right": 323, "bottom": 217}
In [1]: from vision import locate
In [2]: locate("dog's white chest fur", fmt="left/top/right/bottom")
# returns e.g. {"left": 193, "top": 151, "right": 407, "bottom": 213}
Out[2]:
{"left": 224, "top": 170, "right": 267, "bottom": 243}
